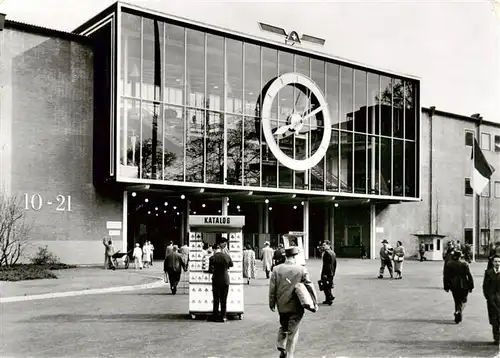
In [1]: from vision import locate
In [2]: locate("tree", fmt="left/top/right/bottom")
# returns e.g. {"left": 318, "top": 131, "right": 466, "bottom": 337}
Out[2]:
{"left": 0, "top": 194, "right": 31, "bottom": 267}
{"left": 126, "top": 139, "right": 178, "bottom": 180}
{"left": 376, "top": 80, "right": 414, "bottom": 109}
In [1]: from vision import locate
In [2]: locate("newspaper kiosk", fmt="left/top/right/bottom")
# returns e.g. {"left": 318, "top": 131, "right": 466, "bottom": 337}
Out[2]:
{"left": 282, "top": 231, "right": 307, "bottom": 266}
{"left": 188, "top": 215, "right": 245, "bottom": 320}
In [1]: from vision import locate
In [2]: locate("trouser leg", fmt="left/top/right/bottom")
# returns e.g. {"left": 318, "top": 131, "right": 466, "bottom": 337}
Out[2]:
{"left": 277, "top": 314, "right": 288, "bottom": 352}
{"left": 492, "top": 324, "right": 500, "bottom": 342}
{"left": 379, "top": 260, "right": 385, "bottom": 276}
{"left": 212, "top": 284, "right": 220, "bottom": 319}
{"left": 285, "top": 313, "right": 303, "bottom": 358}
{"left": 220, "top": 284, "right": 229, "bottom": 318}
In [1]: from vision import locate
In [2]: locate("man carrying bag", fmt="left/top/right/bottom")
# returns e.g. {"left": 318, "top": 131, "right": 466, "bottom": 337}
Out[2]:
{"left": 319, "top": 240, "right": 337, "bottom": 306}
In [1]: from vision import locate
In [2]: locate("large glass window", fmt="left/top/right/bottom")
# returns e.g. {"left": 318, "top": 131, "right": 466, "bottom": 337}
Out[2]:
{"left": 186, "top": 29, "right": 205, "bottom": 108}
{"left": 116, "top": 11, "right": 420, "bottom": 198}
{"left": 354, "top": 70, "right": 367, "bottom": 133}
{"left": 164, "top": 24, "right": 185, "bottom": 106}
{"left": 340, "top": 67, "right": 353, "bottom": 130}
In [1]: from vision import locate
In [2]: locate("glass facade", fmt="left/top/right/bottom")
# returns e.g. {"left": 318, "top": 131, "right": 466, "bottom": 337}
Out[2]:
{"left": 117, "top": 10, "right": 420, "bottom": 198}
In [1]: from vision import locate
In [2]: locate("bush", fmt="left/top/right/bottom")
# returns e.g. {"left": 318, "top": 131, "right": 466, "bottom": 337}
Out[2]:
{"left": 0, "top": 264, "right": 57, "bottom": 281}
{"left": 30, "top": 246, "right": 60, "bottom": 266}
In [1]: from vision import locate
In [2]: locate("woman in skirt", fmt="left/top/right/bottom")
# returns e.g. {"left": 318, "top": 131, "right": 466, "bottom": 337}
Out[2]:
{"left": 242, "top": 244, "right": 256, "bottom": 285}
{"left": 393, "top": 241, "right": 406, "bottom": 279}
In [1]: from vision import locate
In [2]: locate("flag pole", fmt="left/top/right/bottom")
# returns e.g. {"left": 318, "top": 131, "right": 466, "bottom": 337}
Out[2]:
{"left": 472, "top": 138, "right": 476, "bottom": 263}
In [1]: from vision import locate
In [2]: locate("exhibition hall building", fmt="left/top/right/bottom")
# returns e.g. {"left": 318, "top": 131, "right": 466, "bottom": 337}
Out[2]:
{"left": 0, "top": 2, "right": 499, "bottom": 264}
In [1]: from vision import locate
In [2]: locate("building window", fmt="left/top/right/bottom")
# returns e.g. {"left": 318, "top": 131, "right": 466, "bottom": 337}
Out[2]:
{"left": 464, "top": 228, "right": 473, "bottom": 245}
{"left": 495, "top": 181, "right": 500, "bottom": 198}
{"left": 436, "top": 239, "right": 441, "bottom": 251}
{"left": 465, "top": 131, "right": 474, "bottom": 147}
{"left": 495, "top": 135, "right": 500, "bottom": 152}
{"left": 495, "top": 229, "right": 500, "bottom": 243}
{"left": 482, "top": 181, "right": 490, "bottom": 197}
{"left": 481, "top": 229, "right": 490, "bottom": 247}
{"left": 481, "top": 133, "right": 491, "bottom": 151}
{"left": 465, "top": 178, "right": 473, "bottom": 196}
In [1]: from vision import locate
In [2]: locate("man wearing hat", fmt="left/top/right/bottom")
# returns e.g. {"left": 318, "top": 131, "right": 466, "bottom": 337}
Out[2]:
{"left": 261, "top": 241, "right": 274, "bottom": 279}
{"left": 320, "top": 240, "right": 337, "bottom": 305}
{"left": 443, "top": 250, "right": 474, "bottom": 324}
{"left": 269, "top": 246, "right": 316, "bottom": 358}
{"left": 378, "top": 239, "right": 394, "bottom": 279}
{"left": 209, "top": 244, "right": 234, "bottom": 322}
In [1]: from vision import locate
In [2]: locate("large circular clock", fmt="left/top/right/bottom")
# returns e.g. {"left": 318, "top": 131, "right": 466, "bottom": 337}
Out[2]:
{"left": 261, "top": 72, "right": 332, "bottom": 172}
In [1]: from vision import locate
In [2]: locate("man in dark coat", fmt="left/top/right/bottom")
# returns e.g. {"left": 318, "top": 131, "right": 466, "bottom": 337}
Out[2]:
{"left": 487, "top": 242, "right": 500, "bottom": 270}
{"left": 378, "top": 239, "right": 394, "bottom": 279}
{"left": 443, "top": 250, "right": 474, "bottom": 324}
{"left": 164, "top": 245, "right": 187, "bottom": 295}
{"left": 320, "top": 240, "right": 337, "bottom": 306}
{"left": 273, "top": 243, "right": 286, "bottom": 268}
{"left": 209, "top": 244, "right": 233, "bottom": 322}
{"left": 483, "top": 254, "right": 500, "bottom": 344}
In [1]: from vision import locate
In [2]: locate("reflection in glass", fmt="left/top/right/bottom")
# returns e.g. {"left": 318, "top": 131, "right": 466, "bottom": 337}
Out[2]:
{"left": 393, "top": 78, "right": 404, "bottom": 138}
{"left": 206, "top": 34, "right": 224, "bottom": 111}
{"left": 311, "top": 59, "right": 325, "bottom": 92}
{"left": 340, "top": 67, "right": 353, "bottom": 130}
{"left": 405, "top": 141, "right": 416, "bottom": 197}
{"left": 262, "top": 48, "right": 278, "bottom": 188}
{"left": 120, "top": 98, "right": 141, "bottom": 174}
{"left": 310, "top": 127, "right": 325, "bottom": 191}
{"left": 142, "top": 19, "right": 162, "bottom": 101}
{"left": 226, "top": 114, "right": 243, "bottom": 185}
{"left": 326, "top": 129, "right": 340, "bottom": 191}
{"left": 226, "top": 39, "right": 243, "bottom": 114}
{"left": 327, "top": 63, "right": 339, "bottom": 128}
{"left": 296, "top": 55, "right": 310, "bottom": 76}
{"left": 186, "top": 108, "right": 204, "bottom": 182}
{"left": 163, "top": 105, "right": 184, "bottom": 181}
{"left": 380, "top": 137, "right": 391, "bottom": 195}
{"left": 393, "top": 139, "right": 404, "bottom": 196}
{"left": 354, "top": 133, "right": 367, "bottom": 194}
{"left": 367, "top": 135, "right": 380, "bottom": 194}
{"left": 243, "top": 116, "right": 260, "bottom": 186}
{"left": 294, "top": 135, "right": 308, "bottom": 190}
{"left": 404, "top": 81, "right": 416, "bottom": 140}
{"left": 353, "top": 70, "right": 367, "bottom": 133}
{"left": 278, "top": 51, "right": 294, "bottom": 188}
{"left": 379, "top": 76, "right": 392, "bottom": 136}
{"left": 244, "top": 43, "right": 260, "bottom": 117}
{"left": 138, "top": 101, "right": 163, "bottom": 179}
{"left": 121, "top": 13, "right": 141, "bottom": 98}
{"left": 205, "top": 111, "right": 224, "bottom": 184}
{"left": 164, "top": 24, "right": 185, "bottom": 106}
{"left": 367, "top": 72, "right": 380, "bottom": 134}
{"left": 340, "top": 131, "right": 353, "bottom": 193}
{"left": 186, "top": 29, "right": 205, "bottom": 108}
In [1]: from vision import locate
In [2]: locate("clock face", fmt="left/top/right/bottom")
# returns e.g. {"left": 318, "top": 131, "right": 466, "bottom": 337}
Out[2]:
{"left": 261, "top": 72, "right": 332, "bottom": 172}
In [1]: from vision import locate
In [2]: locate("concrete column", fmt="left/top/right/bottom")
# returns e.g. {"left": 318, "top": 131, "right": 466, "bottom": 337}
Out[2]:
{"left": 303, "top": 200, "right": 310, "bottom": 260}
{"left": 122, "top": 191, "right": 128, "bottom": 252}
{"left": 370, "top": 203, "right": 376, "bottom": 260}
{"left": 257, "top": 204, "right": 263, "bottom": 233}
{"left": 185, "top": 200, "right": 191, "bottom": 243}
{"left": 264, "top": 203, "right": 269, "bottom": 234}
{"left": 222, "top": 197, "right": 228, "bottom": 216}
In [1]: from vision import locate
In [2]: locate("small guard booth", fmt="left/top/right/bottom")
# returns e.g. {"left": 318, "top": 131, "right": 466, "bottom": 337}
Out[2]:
{"left": 188, "top": 215, "right": 245, "bottom": 320}
{"left": 413, "top": 233, "right": 446, "bottom": 261}
{"left": 282, "top": 231, "right": 307, "bottom": 265}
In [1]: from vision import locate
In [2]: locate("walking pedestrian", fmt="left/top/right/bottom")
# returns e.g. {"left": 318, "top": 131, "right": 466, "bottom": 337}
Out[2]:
{"left": 261, "top": 241, "right": 274, "bottom": 279}
{"left": 243, "top": 244, "right": 256, "bottom": 285}
{"left": 132, "top": 243, "right": 143, "bottom": 270}
{"left": 483, "top": 254, "right": 500, "bottom": 344}
{"left": 143, "top": 242, "right": 152, "bottom": 268}
{"left": 164, "top": 245, "right": 187, "bottom": 295}
{"left": 378, "top": 239, "right": 394, "bottom": 279}
{"left": 102, "top": 237, "right": 116, "bottom": 270}
{"left": 273, "top": 243, "right": 286, "bottom": 268}
{"left": 487, "top": 242, "right": 500, "bottom": 270}
{"left": 165, "top": 241, "right": 174, "bottom": 256}
{"left": 209, "top": 244, "right": 234, "bottom": 322}
{"left": 320, "top": 240, "right": 337, "bottom": 305}
{"left": 443, "top": 250, "right": 474, "bottom": 324}
{"left": 149, "top": 241, "right": 155, "bottom": 266}
{"left": 443, "top": 241, "right": 456, "bottom": 262}
{"left": 419, "top": 243, "right": 427, "bottom": 262}
{"left": 393, "top": 241, "right": 406, "bottom": 280}
{"left": 269, "top": 246, "right": 316, "bottom": 358}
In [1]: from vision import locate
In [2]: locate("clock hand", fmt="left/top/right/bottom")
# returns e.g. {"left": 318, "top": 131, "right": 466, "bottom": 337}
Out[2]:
{"left": 302, "top": 105, "right": 325, "bottom": 120}
{"left": 274, "top": 125, "right": 292, "bottom": 135}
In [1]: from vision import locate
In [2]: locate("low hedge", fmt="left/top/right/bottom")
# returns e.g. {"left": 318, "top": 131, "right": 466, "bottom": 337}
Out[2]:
{"left": 0, "top": 263, "right": 77, "bottom": 281}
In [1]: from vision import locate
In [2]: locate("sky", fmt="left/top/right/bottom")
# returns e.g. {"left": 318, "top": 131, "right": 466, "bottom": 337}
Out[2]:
{"left": 1, "top": 0, "right": 499, "bottom": 123}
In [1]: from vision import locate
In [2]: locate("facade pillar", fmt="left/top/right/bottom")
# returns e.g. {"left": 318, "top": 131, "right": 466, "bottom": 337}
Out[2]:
{"left": 122, "top": 191, "right": 128, "bottom": 252}
{"left": 222, "top": 197, "right": 228, "bottom": 216}
{"left": 303, "top": 200, "right": 310, "bottom": 260}
{"left": 185, "top": 200, "right": 191, "bottom": 244}
{"left": 264, "top": 203, "right": 269, "bottom": 233}
{"left": 370, "top": 203, "right": 376, "bottom": 260}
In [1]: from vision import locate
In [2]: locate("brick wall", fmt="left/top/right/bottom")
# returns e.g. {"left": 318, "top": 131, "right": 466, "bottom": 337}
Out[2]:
{"left": 0, "top": 28, "right": 123, "bottom": 265}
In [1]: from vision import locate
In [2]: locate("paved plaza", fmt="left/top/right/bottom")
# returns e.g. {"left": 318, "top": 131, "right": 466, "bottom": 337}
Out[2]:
{"left": 1, "top": 259, "right": 499, "bottom": 358}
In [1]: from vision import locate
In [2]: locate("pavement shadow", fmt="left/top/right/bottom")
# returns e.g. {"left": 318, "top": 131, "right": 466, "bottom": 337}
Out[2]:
{"left": 348, "top": 339, "right": 498, "bottom": 356}
{"left": 347, "top": 317, "right": 457, "bottom": 325}
{"left": 20, "top": 313, "right": 191, "bottom": 323}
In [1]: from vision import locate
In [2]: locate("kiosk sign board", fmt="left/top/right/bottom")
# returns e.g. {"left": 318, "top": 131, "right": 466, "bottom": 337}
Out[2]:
{"left": 189, "top": 215, "right": 245, "bottom": 228}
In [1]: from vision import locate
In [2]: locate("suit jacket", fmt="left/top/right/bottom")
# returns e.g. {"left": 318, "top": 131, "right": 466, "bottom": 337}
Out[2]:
{"left": 209, "top": 252, "right": 233, "bottom": 286}
{"left": 321, "top": 249, "right": 337, "bottom": 277}
{"left": 483, "top": 268, "right": 500, "bottom": 325}
{"left": 269, "top": 261, "right": 312, "bottom": 314}
{"left": 443, "top": 259, "right": 474, "bottom": 292}
{"left": 164, "top": 252, "right": 186, "bottom": 273}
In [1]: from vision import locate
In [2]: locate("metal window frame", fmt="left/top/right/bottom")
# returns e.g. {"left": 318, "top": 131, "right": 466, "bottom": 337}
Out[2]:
{"left": 203, "top": 33, "right": 208, "bottom": 183}
{"left": 223, "top": 37, "right": 228, "bottom": 185}
{"left": 351, "top": 69, "right": 355, "bottom": 193}
{"left": 276, "top": 50, "right": 280, "bottom": 189}
{"left": 292, "top": 53, "right": 297, "bottom": 190}
{"left": 161, "top": 22, "right": 166, "bottom": 180}
{"left": 323, "top": 60, "right": 327, "bottom": 192}
{"left": 402, "top": 81, "right": 406, "bottom": 197}
{"left": 242, "top": 42, "right": 246, "bottom": 185}
{"left": 183, "top": 28, "right": 187, "bottom": 182}
{"left": 139, "top": 16, "right": 144, "bottom": 180}
{"left": 337, "top": 65, "right": 341, "bottom": 192}
{"left": 259, "top": 46, "right": 263, "bottom": 187}
{"left": 390, "top": 78, "right": 393, "bottom": 196}
{"left": 364, "top": 71, "right": 368, "bottom": 195}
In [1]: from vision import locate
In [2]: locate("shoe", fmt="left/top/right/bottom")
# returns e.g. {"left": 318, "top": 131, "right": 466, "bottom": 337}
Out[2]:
{"left": 278, "top": 348, "right": 287, "bottom": 358}
{"left": 378, "top": 275, "right": 383, "bottom": 279}
{"left": 454, "top": 312, "right": 462, "bottom": 324}
{"left": 221, "top": 317, "right": 228, "bottom": 323}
